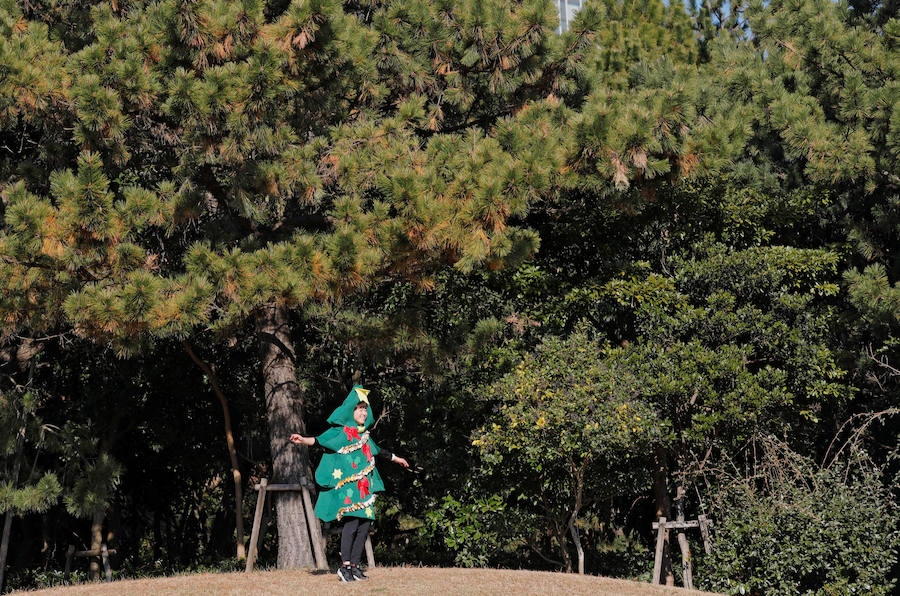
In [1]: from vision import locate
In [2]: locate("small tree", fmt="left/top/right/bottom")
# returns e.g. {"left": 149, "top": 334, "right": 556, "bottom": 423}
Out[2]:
{"left": 473, "top": 331, "right": 659, "bottom": 574}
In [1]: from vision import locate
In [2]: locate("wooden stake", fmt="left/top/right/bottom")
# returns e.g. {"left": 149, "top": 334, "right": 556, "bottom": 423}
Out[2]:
{"left": 676, "top": 527, "right": 693, "bottom": 589}
{"left": 246, "top": 479, "right": 268, "bottom": 572}
{"left": 698, "top": 514, "right": 712, "bottom": 555}
{"left": 364, "top": 536, "right": 375, "bottom": 569}
{"left": 675, "top": 483, "right": 693, "bottom": 591}
{"left": 652, "top": 516, "right": 666, "bottom": 584}
{"left": 100, "top": 544, "right": 112, "bottom": 582}
{"left": 300, "top": 482, "right": 327, "bottom": 570}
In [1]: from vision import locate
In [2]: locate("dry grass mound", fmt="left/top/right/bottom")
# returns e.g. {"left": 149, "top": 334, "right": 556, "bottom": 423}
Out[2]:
{"left": 18, "top": 566, "right": 720, "bottom": 595}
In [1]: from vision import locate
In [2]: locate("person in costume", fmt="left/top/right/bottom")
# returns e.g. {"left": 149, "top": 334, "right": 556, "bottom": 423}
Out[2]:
{"left": 289, "top": 385, "right": 408, "bottom": 582}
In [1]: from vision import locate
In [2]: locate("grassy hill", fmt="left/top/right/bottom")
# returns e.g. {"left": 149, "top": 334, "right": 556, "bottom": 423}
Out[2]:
{"left": 18, "top": 566, "right": 720, "bottom": 595}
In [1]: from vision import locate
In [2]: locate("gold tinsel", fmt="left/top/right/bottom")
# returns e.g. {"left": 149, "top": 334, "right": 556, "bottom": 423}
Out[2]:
{"left": 337, "top": 432, "right": 370, "bottom": 454}
{"left": 334, "top": 461, "right": 375, "bottom": 490}
{"left": 336, "top": 495, "right": 376, "bottom": 520}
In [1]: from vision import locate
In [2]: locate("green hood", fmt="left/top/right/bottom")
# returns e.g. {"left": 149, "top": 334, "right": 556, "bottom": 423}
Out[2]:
{"left": 326, "top": 385, "right": 374, "bottom": 429}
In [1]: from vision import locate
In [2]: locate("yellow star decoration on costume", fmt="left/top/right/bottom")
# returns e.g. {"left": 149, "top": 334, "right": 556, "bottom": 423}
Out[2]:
{"left": 354, "top": 387, "right": 370, "bottom": 404}
{"left": 365, "top": 507, "right": 373, "bottom": 517}
{"left": 332, "top": 468, "right": 343, "bottom": 479}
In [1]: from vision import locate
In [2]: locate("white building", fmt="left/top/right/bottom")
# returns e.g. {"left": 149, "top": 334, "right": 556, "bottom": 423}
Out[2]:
{"left": 555, "top": 0, "right": 586, "bottom": 33}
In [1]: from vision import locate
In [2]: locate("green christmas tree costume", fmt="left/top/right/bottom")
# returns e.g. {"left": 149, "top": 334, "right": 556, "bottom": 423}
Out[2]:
{"left": 313, "top": 386, "right": 386, "bottom": 522}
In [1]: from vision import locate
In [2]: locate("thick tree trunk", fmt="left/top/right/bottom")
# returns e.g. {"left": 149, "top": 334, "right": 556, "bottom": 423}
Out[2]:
{"left": 184, "top": 342, "right": 246, "bottom": 559}
{"left": 653, "top": 446, "right": 674, "bottom": 585}
{"left": 256, "top": 302, "right": 315, "bottom": 569}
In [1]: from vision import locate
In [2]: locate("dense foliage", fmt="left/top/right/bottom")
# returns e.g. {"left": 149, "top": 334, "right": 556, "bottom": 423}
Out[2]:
{"left": 698, "top": 439, "right": 900, "bottom": 595}
{"left": 1, "top": 0, "right": 898, "bottom": 594}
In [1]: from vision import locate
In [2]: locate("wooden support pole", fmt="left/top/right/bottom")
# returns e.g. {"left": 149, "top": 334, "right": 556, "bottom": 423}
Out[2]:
{"left": 652, "top": 518, "right": 714, "bottom": 532}
{"left": 247, "top": 477, "right": 379, "bottom": 572}
{"left": 676, "top": 523, "right": 693, "bottom": 589}
{"left": 300, "top": 483, "right": 327, "bottom": 570}
{"left": 72, "top": 548, "right": 117, "bottom": 557}
{"left": 652, "top": 516, "right": 666, "bottom": 584}
{"left": 650, "top": 516, "right": 713, "bottom": 587}
{"left": 364, "top": 536, "right": 375, "bottom": 569}
{"left": 253, "top": 483, "right": 305, "bottom": 491}
{"left": 246, "top": 478, "right": 268, "bottom": 572}
{"left": 100, "top": 544, "right": 112, "bottom": 582}
{"left": 64, "top": 545, "right": 117, "bottom": 581}
{"left": 698, "top": 514, "right": 712, "bottom": 555}
{"left": 674, "top": 480, "right": 693, "bottom": 591}
{"left": 652, "top": 520, "right": 700, "bottom": 529}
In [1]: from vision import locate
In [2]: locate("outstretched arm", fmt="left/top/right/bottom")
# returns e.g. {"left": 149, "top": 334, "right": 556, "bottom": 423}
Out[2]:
{"left": 289, "top": 434, "right": 315, "bottom": 446}
{"left": 375, "top": 448, "right": 409, "bottom": 467}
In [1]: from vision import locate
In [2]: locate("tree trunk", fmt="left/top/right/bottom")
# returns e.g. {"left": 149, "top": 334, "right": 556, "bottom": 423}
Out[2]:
{"left": 256, "top": 302, "right": 315, "bottom": 569}
{"left": 184, "top": 342, "right": 246, "bottom": 559}
{"left": 89, "top": 510, "right": 105, "bottom": 581}
{"left": 653, "top": 445, "right": 674, "bottom": 585}
{"left": 0, "top": 425, "right": 25, "bottom": 593}
{"left": 567, "top": 458, "right": 587, "bottom": 575}
{"left": 0, "top": 511, "right": 12, "bottom": 593}
{"left": 568, "top": 521, "right": 584, "bottom": 575}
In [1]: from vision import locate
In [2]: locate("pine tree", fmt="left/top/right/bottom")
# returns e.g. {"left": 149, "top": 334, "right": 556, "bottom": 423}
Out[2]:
{"left": 709, "top": 0, "right": 900, "bottom": 402}
{"left": 0, "top": 0, "right": 582, "bottom": 567}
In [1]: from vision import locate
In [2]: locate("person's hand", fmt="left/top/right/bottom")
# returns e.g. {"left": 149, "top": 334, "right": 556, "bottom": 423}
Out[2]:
{"left": 394, "top": 456, "right": 409, "bottom": 468}
{"left": 289, "top": 434, "right": 304, "bottom": 445}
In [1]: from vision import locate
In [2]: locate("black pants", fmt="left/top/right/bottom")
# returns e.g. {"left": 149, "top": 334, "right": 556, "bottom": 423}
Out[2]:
{"left": 340, "top": 517, "right": 371, "bottom": 565}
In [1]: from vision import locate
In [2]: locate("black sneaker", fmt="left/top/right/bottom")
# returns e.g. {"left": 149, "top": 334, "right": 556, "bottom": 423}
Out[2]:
{"left": 350, "top": 564, "right": 368, "bottom": 580}
{"left": 337, "top": 564, "right": 353, "bottom": 582}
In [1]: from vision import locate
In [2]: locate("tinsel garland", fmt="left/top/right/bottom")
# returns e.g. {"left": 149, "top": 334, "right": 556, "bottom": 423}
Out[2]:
{"left": 337, "top": 432, "right": 370, "bottom": 454}
{"left": 336, "top": 494, "right": 376, "bottom": 520}
{"left": 334, "top": 461, "right": 376, "bottom": 489}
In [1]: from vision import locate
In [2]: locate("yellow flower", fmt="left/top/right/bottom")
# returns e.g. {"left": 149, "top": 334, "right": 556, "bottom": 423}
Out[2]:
{"left": 536, "top": 415, "right": 547, "bottom": 428}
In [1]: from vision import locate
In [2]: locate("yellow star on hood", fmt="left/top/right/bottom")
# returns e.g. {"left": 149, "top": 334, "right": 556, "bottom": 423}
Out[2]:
{"left": 332, "top": 468, "right": 343, "bottom": 479}
{"left": 354, "top": 387, "right": 370, "bottom": 404}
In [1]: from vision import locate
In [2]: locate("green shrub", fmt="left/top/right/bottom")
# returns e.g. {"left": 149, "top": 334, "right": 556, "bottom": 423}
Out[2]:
{"left": 697, "top": 441, "right": 900, "bottom": 595}
{"left": 423, "top": 494, "right": 523, "bottom": 568}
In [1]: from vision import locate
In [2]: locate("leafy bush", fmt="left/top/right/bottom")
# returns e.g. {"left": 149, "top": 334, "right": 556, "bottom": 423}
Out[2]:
{"left": 423, "top": 494, "right": 518, "bottom": 568}
{"left": 697, "top": 439, "right": 900, "bottom": 595}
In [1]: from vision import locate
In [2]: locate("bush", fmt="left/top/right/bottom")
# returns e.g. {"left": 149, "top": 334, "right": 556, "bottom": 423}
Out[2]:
{"left": 423, "top": 494, "right": 517, "bottom": 568}
{"left": 697, "top": 439, "right": 900, "bottom": 595}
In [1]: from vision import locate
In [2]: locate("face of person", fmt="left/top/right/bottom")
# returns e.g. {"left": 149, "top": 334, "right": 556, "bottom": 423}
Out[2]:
{"left": 353, "top": 403, "right": 368, "bottom": 425}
